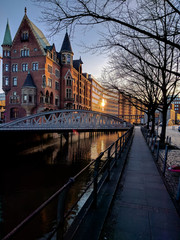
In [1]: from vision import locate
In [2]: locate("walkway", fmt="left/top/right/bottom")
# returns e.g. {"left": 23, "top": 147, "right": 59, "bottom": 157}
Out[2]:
{"left": 100, "top": 127, "right": 180, "bottom": 240}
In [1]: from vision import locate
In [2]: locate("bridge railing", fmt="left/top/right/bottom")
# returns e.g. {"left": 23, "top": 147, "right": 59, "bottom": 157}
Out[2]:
{"left": 2, "top": 127, "right": 134, "bottom": 240}
{"left": 0, "top": 110, "right": 129, "bottom": 131}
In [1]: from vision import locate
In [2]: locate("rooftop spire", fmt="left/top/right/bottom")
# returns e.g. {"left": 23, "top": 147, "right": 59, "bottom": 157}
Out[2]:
{"left": 2, "top": 20, "right": 12, "bottom": 46}
{"left": 25, "top": 7, "right": 27, "bottom": 15}
{"left": 60, "top": 32, "right": 73, "bottom": 54}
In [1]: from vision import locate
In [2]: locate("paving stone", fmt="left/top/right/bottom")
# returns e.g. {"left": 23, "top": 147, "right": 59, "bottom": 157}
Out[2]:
{"left": 101, "top": 127, "right": 180, "bottom": 240}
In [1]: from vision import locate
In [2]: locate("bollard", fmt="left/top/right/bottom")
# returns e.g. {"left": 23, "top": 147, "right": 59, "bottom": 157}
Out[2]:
{"left": 163, "top": 145, "right": 168, "bottom": 175}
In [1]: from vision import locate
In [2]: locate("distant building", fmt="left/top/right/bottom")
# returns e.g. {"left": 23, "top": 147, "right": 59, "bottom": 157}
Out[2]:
{"left": 1, "top": 8, "right": 144, "bottom": 124}
{"left": 0, "top": 93, "right": 5, "bottom": 122}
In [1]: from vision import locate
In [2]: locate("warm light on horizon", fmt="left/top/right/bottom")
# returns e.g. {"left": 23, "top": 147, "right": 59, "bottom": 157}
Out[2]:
{"left": 101, "top": 98, "right": 105, "bottom": 107}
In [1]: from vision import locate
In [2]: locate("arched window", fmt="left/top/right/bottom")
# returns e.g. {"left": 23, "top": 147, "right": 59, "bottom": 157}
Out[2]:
{"left": 40, "top": 92, "right": 44, "bottom": 104}
{"left": 42, "top": 75, "right": 46, "bottom": 88}
{"left": 45, "top": 91, "right": 49, "bottom": 103}
{"left": 10, "top": 108, "right": 19, "bottom": 119}
{"left": 66, "top": 76, "right": 72, "bottom": 86}
{"left": 50, "top": 92, "right": 53, "bottom": 104}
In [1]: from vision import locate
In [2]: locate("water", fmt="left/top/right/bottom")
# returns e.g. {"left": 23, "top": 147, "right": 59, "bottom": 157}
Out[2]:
{"left": 1, "top": 131, "right": 125, "bottom": 239}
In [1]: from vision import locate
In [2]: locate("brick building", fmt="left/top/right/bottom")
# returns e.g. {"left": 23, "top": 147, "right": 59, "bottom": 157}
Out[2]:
{"left": 2, "top": 9, "right": 144, "bottom": 123}
{"left": 1, "top": 9, "right": 92, "bottom": 122}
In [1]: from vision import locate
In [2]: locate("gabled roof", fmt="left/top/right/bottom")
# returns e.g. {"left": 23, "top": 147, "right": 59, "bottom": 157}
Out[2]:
{"left": 12, "top": 10, "right": 50, "bottom": 55}
{"left": 2, "top": 20, "right": 12, "bottom": 46}
{"left": 22, "top": 72, "right": 36, "bottom": 88}
{"left": 60, "top": 32, "right": 73, "bottom": 53}
{"left": 29, "top": 20, "right": 50, "bottom": 49}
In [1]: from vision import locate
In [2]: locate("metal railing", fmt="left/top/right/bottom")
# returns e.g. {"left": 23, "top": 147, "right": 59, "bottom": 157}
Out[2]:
{"left": 141, "top": 127, "right": 180, "bottom": 203}
{"left": 2, "top": 127, "right": 133, "bottom": 240}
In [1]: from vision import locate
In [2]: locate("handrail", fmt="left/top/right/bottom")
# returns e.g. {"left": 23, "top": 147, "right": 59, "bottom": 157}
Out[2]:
{"left": 2, "top": 127, "right": 134, "bottom": 240}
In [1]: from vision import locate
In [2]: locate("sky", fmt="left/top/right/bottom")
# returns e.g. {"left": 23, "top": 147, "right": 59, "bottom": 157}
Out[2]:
{"left": 0, "top": 0, "right": 107, "bottom": 93}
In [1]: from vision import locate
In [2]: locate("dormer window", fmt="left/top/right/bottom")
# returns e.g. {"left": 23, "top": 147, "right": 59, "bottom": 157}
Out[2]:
{"left": 21, "top": 31, "right": 29, "bottom": 41}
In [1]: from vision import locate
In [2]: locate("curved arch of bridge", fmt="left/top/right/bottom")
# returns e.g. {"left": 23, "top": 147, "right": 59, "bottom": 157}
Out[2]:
{"left": 0, "top": 110, "right": 130, "bottom": 131}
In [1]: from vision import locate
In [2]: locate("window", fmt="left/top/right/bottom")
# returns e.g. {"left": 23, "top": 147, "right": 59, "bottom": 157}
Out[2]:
{"left": 62, "top": 54, "right": 66, "bottom": 63}
{"left": 23, "top": 94, "right": 27, "bottom": 103}
{"left": 53, "top": 51, "right": 56, "bottom": 61}
{"left": 3, "top": 50, "right": 10, "bottom": 57}
{"left": 10, "top": 108, "right": 19, "bottom": 119}
{"left": 66, "top": 89, "right": 72, "bottom": 99}
{"left": 32, "top": 62, "right": 38, "bottom": 71}
{"left": 55, "top": 97, "right": 59, "bottom": 106}
{"left": 29, "top": 95, "right": 33, "bottom": 103}
{"left": 50, "top": 92, "right": 53, "bottom": 104}
{"left": 22, "top": 63, "right": 28, "bottom": 72}
{"left": 55, "top": 69, "right": 60, "bottom": 78}
{"left": 55, "top": 81, "right": 59, "bottom": 90}
{"left": 13, "top": 77, "right": 17, "bottom": 86}
{"left": 5, "top": 64, "right": 9, "bottom": 72}
{"left": 12, "top": 64, "right": 18, "bottom": 72}
{"left": 48, "top": 78, "right": 52, "bottom": 88}
{"left": 48, "top": 65, "right": 52, "bottom": 73}
{"left": 66, "top": 76, "right": 72, "bottom": 86}
{"left": 67, "top": 54, "right": 71, "bottom": 63}
{"left": 5, "top": 77, "right": 9, "bottom": 86}
{"left": 42, "top": 75, "right": 46, "bottom": 88}
{"left": 21, "top": 49, "right": 29, "bottom": 57}
{"left": 10, "top": 92, "right": 20, "bottom": 104}
{"left": 21, "top": 31, "right": 29, "bottom": 41}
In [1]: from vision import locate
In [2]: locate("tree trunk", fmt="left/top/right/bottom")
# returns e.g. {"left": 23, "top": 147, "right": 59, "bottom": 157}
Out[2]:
{"left": 160, "top": 106, "right": 167, "bottom": 145}
{"left": 151, "top": 110, "right": 156, "bottom": 135}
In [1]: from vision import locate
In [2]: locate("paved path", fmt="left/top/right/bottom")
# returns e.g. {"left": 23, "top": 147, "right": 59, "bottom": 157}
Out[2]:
{"left": 100, "top": 127, "right": 180, "bottom": 240}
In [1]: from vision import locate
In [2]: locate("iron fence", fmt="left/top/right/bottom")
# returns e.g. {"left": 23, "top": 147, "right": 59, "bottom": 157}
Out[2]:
{"left": 141, "top": 127, "right": 180, "bottom": 203}
{"left": 2, "top": 127, "right": 133, "bottom": 240}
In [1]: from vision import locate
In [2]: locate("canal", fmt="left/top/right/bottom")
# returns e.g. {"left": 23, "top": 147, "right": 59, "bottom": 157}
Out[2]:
{"left": 1, "top": 130, "right": 125, "bottom": 239}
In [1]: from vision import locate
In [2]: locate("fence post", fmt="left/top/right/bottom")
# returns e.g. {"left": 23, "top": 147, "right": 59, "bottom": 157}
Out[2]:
{"left": 93, "top": 152, "right": 103, "bottom": 208}
{"left": 156, "top": 140, "right": 160, "bottom": 162}
{"left": 169, "top": 137, "right": 171, "bottom": 145}
{"left": 163, "top": 145, "right": 168, "bottom": 175}
{"left": 176, "top": 177, "right": 180, "bottom": 201}
{"left": 115, "top": 140, "right": 118, "bottom": 166}
{"left": 149, "top": 134, "right": 153, "bottom": 148}
{"left": 119, "top": 137, "right": 122, "bottom": 158}
{"left": 152, "top": 136, "right": 157, "bottom": 153}
{"left": 107, "top": 145, "right": 113, "bottom": 181}
{"left": 57, "top": 178, "right": 74, "bottom": 240}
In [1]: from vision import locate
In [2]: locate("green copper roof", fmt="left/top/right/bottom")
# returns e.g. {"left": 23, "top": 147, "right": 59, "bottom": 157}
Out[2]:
{"left": 2, "top": 20, "right": 12, "bottom": 46}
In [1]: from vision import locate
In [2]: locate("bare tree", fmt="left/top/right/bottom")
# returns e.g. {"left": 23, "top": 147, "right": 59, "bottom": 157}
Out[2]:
{"left": 102, "top": 0, "right": 180, "bottom": 143}
{"left": 34, "top": 0, "right": 180, "bottom": 50}
{"left": 102, "top": 47, "right": 162, "bottom": 134}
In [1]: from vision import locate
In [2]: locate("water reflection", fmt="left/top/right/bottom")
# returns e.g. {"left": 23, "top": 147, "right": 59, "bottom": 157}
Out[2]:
{"left": 1, "top": 131, "right": 125, "bottom": 239}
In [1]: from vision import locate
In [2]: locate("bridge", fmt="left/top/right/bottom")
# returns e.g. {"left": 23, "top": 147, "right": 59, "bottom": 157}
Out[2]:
{"left": 0, "top": 110, "right": 131, "bottom": 132}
